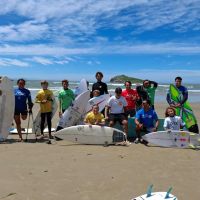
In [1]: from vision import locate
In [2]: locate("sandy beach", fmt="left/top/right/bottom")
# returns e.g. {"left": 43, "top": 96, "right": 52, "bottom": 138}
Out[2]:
{"left": 1, "top": 102, "right": 200, "bottom": 200}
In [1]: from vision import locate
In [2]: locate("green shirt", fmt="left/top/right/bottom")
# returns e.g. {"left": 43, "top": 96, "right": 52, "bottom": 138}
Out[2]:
{"left": 145, "top": 87, "right": 156, "bottom": 105}
{"left": 58, "top": 89, "right": 75, "bottom": 110}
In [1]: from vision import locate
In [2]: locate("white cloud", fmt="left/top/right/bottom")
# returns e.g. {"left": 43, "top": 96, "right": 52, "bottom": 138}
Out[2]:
{"left": 0, "top": 0, "right": 199, "bottom": 56}
{"left": 0, "top": 21, "right": 49, "bottom": 42}
{"left": 0, "top": 44, "right": 95, "bottom": 56}
{"left": 0, "top": 0, "right": 199, "bottom": 44}
{"left": 87, "top": 61, "right": 92, "bottom": 65}
{"left": 0, "top": 58, "right": 29, "bottom": 67}
{"left": 0, "top": 42, "right": 200, "bottom": 56}
{"left": 31, "top": 56, "right": 53, "bottom": 65}
{"left": 54, "top": 60, "right": 69, "bottom": 65}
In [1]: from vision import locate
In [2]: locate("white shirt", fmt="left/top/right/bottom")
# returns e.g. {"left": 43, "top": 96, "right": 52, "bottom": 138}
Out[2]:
{"left": 163, "top": 116, "right": 185, "bottom": 130}
{"left": 107, "top": 95, "right": 127, "bottom": 114}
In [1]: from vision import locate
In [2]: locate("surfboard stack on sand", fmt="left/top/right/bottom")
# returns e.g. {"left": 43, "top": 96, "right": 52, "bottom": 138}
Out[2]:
{"left": 0, "top": 76, "right": 14, "bottom": 141}
{"left": 142, "top": 130, "right": 200, "bottom": 148}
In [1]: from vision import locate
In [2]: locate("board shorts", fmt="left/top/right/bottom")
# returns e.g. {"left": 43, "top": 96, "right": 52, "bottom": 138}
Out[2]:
{"left": 14, "top": 109, "right": 28, "bottom": 116}
{"left": 125, "top": 109, "right": 136, "bottom": 118}
{"left": 109, "top": 113, "right": 126, "bottom": 125}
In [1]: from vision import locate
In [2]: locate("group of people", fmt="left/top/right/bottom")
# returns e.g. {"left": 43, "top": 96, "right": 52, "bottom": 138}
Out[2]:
{"left": 13, "top": 72, "right": 198, "bottom": 143}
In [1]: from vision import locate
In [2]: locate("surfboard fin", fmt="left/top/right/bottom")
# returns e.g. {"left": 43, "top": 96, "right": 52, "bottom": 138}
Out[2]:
{"left": 165, "top": 187, "right": 172, "bottom": 199}
{"left": 146, "top": 184, "right": 153, "bottom": 197}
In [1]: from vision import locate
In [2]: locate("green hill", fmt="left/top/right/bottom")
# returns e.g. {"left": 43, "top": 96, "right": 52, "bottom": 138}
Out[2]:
{"left": 110, "top": 75, "right": 143, "bottom": 83}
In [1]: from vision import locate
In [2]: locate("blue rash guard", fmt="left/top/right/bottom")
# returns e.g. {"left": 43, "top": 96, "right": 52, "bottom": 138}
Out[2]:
{"left": 14, "top": 88, "right": 32, "bottom": 113}
{"left": 135, "top": 108, "right": 158, "bottom": 129}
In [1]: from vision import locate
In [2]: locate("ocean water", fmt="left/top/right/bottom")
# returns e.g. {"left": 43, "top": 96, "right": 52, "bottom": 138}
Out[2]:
{"left": 14, "top": 80, "right": 200, "bottom": 103}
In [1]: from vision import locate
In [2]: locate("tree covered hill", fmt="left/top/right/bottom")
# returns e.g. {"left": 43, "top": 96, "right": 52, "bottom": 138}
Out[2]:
{"left": 110, "top": 74, "right": 143, "bottom": 83}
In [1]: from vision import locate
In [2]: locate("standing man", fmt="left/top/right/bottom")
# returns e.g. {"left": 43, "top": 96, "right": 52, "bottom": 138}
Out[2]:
{"left": 166, "top": 76, "right": 199, "bottom": 133}
{"left": 105, "top": 87, "right": 128, "bottom": 136}
{"left": 91, "top": 72, "right": 108, "bottom": 98}
{"left": 135, "top": 99, "right": 159, "bottom": 144}
{"left": 35, "top": 80, "right": 53, "bottom": 143}
{"left": 58, "top": 80, "right": 75, "bottom": 117}
{"left": 137, "top": 79, "right": 158, "bottom": 109}
{"left": 122, "top": 81, "right": 139, "bottom": 118}
{"left": 14, "top": 79, "right": 33, "bottom": 142}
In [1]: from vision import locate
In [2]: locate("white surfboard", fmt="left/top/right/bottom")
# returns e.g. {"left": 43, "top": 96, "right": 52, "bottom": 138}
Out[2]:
{"left": 56, "top": 90, "right": 90, "bottom": 130}
{"left": 10, "top": 128, "right": 55, "bottom": 134}
{"left": 142, "top": 130, "right": 200, "bottom": 148}
{"left": 85, "top": 94, "right": 110, "bottom": 113}
{"left": 55, "top": 125, "right": 127, "bottom": 145}
{"left": 32, "top": 96, "right": 58, "bottom": 135}
{"left": 133, "top": 192, "right": 177, "bottom": 200}
{"left": 74, "top": 78, "right": 88, "bottom": 97}
{"left": 132, "top": 185, "right": 178, "bottom": 200}
{"left": 0, "top": 76, "right": 14, "bottom": 140}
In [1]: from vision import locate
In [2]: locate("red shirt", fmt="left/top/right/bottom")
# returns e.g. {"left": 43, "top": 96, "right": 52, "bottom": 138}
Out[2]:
{"left": 122, "top": 89, "right": 139, "bottom": 110}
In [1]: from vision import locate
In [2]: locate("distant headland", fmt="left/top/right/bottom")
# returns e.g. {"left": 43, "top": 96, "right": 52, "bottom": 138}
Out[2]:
{"left": 110, "top": 74, "right": 143, "bottom": 83}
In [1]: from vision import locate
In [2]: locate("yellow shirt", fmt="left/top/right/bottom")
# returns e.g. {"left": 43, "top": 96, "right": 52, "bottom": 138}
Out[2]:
{"left": 35, "top": 89, "right": 53, "bottom": 113}
{"left": 84, "top": 112, "right": 105, "bottom": 125}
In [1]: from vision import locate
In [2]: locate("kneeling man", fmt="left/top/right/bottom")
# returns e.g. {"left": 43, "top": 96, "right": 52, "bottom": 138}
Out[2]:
{"left": 135, "top": 99, "right": 159, "bottom": 144}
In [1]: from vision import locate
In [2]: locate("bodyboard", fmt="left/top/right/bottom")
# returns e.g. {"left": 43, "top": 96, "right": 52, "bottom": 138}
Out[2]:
{"left": 169, "top": 84, "right": 197, "bottom": 129}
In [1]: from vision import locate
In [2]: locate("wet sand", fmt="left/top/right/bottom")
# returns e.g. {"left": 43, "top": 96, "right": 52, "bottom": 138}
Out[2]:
{"left": 1, "top": 102, "right": 200, "bottom": 200}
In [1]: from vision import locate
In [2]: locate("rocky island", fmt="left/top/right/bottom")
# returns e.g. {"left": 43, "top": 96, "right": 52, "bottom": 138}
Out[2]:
{"left": 110, "top": 74, "right": 143, "bottom": 83}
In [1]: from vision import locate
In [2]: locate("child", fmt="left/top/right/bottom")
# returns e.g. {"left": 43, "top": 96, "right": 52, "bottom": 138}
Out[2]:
{"left": 35, "top": 80, "right": 53, "bottom": 143}
{"left": 163, "top": 107, "right": 185, "bottom": 131}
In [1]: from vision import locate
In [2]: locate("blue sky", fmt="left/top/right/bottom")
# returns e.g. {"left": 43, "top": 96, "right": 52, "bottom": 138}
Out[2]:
{"left": 0, "top": 0, "right": 200, "bottom": 83}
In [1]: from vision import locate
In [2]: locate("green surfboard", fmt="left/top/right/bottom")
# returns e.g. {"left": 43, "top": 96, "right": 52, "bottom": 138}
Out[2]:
{"left": 169, "top": 84, "right": 197, "bottom": 129}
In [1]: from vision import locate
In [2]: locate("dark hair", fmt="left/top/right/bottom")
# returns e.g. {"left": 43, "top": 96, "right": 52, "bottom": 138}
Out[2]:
{"left": 143, "top": 79, "right": 149, "bottom": 84}
{"left": 125, "top": 80, "right": 132, "bottom": 86}
{"left": 142, "top": 99, "right": 151, "bottom": 105}
{"left": 17, "top": 78, "right": 26, "bottom": 84}
{"left": 62, "top": 79, "right": 69, "bottom": 84}
{"left": 165, "top": 107, "right": 176, "bottom": 117}
{"left": 95, "top": 71, "right": 103, "bottom": 78}
{"left": 115, "top": 87, "right": 122, "bottom": 93}
{"left": 175, "top": 76, "right": 182, "bottom": 81}
{"left": 41, "top": 80, "right": 48, "bottom": 85}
